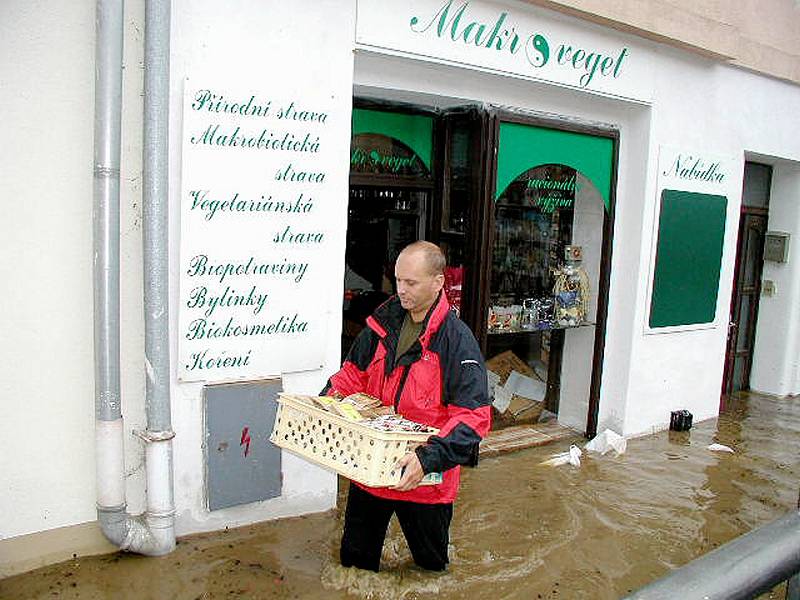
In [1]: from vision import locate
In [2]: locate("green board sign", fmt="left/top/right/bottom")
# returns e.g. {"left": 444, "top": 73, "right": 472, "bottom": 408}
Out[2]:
{"left": 649, "top": 190, "right": 727, "bottom": 328}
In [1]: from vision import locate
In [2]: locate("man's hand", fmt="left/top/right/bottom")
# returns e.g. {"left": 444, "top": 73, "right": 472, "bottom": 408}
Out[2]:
{"left": 391, "top": 452, "right": 425, "bottom": 491}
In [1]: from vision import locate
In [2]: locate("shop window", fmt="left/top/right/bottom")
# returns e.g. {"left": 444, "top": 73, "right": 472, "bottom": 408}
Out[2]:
{"left": 484, "top": 120, "right": 615, "bottom": 433}
{"left": 487, "top": 164, "right": 605, "bottom": 427}
{"left": 350, "top": 133, "right": 430, "bottom": 178}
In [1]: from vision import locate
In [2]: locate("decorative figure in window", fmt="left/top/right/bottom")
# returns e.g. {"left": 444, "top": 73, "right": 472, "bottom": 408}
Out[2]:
{"left": 553, "top": 245, "right": 590, "bottom": 327}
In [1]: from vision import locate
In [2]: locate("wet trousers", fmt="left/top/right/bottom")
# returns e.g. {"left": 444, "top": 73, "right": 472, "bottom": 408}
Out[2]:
{"left": 340, "top": 482, "right": 453, "bottom": 572}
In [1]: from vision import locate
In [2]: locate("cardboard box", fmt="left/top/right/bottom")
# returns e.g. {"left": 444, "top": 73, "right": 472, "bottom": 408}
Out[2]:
{"left": 485, "top": 350, "right": 534, "bottom": 386}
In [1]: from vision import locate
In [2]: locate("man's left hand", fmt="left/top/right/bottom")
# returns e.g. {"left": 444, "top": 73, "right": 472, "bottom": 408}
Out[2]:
{"left": 391, "top": 452, "right": 425, "bottom": 491}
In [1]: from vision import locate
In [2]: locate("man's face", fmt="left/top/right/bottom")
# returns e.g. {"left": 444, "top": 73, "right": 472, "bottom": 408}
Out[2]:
{"left": 394, "top": 250, "right": 444, "bottom": 320}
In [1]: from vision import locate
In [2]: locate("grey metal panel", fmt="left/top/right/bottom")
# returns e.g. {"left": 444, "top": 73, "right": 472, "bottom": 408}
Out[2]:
{"left": 205, "top": 380, "right": 282, "bottom": 511}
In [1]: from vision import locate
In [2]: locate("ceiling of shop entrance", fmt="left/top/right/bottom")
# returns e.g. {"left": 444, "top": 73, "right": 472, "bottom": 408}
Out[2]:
{"left": 353, "top": 84, "right": 471, "bottom": 110}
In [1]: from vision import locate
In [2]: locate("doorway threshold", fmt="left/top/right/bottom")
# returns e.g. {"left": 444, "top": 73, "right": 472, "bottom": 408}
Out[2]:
{"left": 480, "top": 421, "right": 578, "bottom": 458}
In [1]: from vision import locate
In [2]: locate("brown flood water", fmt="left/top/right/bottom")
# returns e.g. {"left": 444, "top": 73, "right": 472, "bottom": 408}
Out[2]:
{"left": 2, "top": 392, "right": 799, "bottom": 600}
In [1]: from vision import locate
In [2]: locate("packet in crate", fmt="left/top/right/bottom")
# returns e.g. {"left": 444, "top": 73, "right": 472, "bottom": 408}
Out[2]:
{"left": 270, "top": 393, "right": 441, "bottom": 487}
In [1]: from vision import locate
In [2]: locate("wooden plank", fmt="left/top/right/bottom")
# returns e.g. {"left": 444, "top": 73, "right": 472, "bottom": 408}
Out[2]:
{"left": 480, "top": 422, "right": 577, "bottom": 457}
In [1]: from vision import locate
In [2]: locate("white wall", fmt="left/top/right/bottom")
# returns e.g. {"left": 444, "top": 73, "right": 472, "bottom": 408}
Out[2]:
{"left": 168, "top": 0, "right": 357, "bottom": 535}
{"left": 0, "top": 0, "right": 148, "bottom": 543}
{"left": 3, "top": 0, "right": 800, "bottom": 569}
{"left": 1, "top": 0, "right": 358, "bottom": 553}
{"left": 750, "top": 163, "right": 800, "bottom": 396}
{"left": 623, "top": 55, "right": 800, "bottom": 437}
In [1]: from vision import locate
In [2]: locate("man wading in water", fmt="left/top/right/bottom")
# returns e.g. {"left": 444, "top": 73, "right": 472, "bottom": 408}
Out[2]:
{"left": 324, "top": 241, "right": 491, "bottom": 571}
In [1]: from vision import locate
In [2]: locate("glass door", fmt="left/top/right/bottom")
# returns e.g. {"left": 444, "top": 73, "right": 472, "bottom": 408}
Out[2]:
{"left": 433, "top": 106, "right": 493, "bottom": 336}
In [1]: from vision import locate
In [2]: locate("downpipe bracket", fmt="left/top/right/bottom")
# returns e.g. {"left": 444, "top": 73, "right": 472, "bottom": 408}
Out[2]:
{"left": 93, "top": 164, "right": 121, "bottom": 179}
{"left": 132, "top": 428, "right": 175, "bottom": 443}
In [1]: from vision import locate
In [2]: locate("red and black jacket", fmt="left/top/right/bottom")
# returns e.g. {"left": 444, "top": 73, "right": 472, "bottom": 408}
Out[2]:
{"left": 324, "top": 291, "right": 491, "bottom": 504}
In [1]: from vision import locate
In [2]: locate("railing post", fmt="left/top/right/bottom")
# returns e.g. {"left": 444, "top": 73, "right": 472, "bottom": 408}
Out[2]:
{"left": 787, "top": 575, "right": 800, "bottom": 600}
{"left": 625, "top": 510, "right": 800, "bottom": 600}
{"left": 787, "top": 490, "right": 800, "bottom": 600}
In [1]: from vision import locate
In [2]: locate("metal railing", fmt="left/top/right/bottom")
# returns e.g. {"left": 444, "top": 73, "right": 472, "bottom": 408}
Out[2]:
{"left": 623, "top": 510, "right": 800, "bottom": 600}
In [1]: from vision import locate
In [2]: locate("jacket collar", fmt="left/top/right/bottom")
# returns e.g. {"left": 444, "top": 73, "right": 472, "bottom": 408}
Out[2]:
{"left": 367, "top": 289, "right": 450, "bottom": 350}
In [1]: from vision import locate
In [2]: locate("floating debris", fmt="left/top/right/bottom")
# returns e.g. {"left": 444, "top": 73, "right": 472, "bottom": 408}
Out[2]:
{"left": 540, "top": 444, "right": 582, "bottom": 467}
{"left": 708, "top": 443, "right": 734, "bottom": 453}
{"left": 585, "top": 429, "right": 627, "bottom": 456}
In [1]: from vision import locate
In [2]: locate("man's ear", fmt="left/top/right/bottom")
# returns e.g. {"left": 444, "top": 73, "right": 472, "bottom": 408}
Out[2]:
{"left": 434, "top": 273, "right": 445, "bottom": 290}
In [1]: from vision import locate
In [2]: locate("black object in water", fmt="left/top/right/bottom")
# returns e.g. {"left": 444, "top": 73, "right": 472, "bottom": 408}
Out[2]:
{"left": 670, "top": 410, "right": 693, "bottom": 431}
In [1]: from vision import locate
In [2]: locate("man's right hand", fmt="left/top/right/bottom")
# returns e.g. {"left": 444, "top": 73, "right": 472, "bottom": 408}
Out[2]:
{"left": 391, "top": 452, "right": 425, "bottom": 491}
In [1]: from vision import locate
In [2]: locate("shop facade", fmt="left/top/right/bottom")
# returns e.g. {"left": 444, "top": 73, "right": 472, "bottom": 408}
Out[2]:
{"left": 343, "top": 101, "right": 617, "bottom": 436}
{"left": 3, "top": 0, "right": 800, "bottom": 575}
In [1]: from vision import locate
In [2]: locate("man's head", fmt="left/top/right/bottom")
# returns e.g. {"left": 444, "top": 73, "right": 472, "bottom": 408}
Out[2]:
{"left": 394, "top": 241, "right": 446, "bottom": 322}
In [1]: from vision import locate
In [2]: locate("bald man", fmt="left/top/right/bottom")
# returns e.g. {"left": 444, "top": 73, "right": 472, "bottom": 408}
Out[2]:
{"left": 324, "top": 241, "right": 491, "bottom": 572}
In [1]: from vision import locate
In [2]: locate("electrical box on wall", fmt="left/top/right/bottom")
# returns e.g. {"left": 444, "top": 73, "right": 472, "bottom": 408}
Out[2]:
{"left": 205, "top": 380, "right": 282, "bottom": 511}
{"left": 764, "top": 231, "right": 790, "bottom": 263}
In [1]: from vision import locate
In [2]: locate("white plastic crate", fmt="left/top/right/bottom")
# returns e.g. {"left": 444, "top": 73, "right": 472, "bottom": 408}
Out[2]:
{"left": 270, "top": 394, "right": 438, "bottom": 487}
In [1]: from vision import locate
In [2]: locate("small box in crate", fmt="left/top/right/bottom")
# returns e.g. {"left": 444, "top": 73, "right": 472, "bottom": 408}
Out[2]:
{"left": 270, "top": 394, "right": 439, "bottom": 487}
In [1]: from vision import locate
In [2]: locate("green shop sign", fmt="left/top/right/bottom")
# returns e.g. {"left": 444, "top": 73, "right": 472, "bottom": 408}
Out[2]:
{"left": 409, "top": 0, "right": 629, "bottom": 89}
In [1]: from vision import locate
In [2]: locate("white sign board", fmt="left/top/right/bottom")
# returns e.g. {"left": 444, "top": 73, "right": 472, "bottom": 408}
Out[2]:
{"left": 655, "top": 145, "right": 735, "bottom": 196}
{"left": 644, "top": 145, "right": 738, "bottom": 334}
{"left": 356, "top": 0, "right": 654, "bottom": 102}
{"left": 178, "top": 82, "right": 344, "bottom": 382}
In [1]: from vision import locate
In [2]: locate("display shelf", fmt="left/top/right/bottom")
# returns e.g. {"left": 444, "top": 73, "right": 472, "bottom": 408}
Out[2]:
{"left": 487, "top": 322, "right": 596, "bottom": 335}
{"left": 384, "top": 209, "right": 420, "bottom": 218}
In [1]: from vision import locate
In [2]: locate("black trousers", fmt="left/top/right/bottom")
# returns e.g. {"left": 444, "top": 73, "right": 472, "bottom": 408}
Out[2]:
{"left": 340, "top": 482, "right": 453, "bottom": 572}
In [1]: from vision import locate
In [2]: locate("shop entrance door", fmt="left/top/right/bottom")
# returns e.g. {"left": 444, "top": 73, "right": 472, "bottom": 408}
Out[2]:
{"left": 344, "top": 102, "right": 618, "bottom": 436}
{"left": 342, "top": 103, "right": 436, "bottom": 358}
{"left": 722, "top": 163, "right": 772, "bottom": 396}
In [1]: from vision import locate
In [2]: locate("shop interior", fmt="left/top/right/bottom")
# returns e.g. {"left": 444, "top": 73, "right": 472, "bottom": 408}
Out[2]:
{"left": 341, "top": 100, "right": 615, "bottom": 435}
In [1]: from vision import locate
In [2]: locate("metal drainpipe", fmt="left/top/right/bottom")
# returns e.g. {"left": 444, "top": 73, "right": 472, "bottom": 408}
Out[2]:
{"left": 137, "top": 0, "right": 176, "bottom": 554}
{"left": 94, "top": 0, "right": 128, "bottom": 549}
{"left": 94, "top": 0, "right": 175, "bottom": 555}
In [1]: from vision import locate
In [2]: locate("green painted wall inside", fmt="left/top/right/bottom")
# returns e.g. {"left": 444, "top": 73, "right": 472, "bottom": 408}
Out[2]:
{"left": 351, "top": 109, "right": 433, "bottom": 169}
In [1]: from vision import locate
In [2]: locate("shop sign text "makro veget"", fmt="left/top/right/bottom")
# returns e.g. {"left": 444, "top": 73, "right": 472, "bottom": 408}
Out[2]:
{"left": 409, "top": 1, "right": 629, "bottom": 89}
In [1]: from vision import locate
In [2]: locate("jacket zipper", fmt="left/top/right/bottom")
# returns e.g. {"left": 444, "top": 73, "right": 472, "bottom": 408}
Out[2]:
{"left": 394, "top": 366, "right": 411, "bottom": 411}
